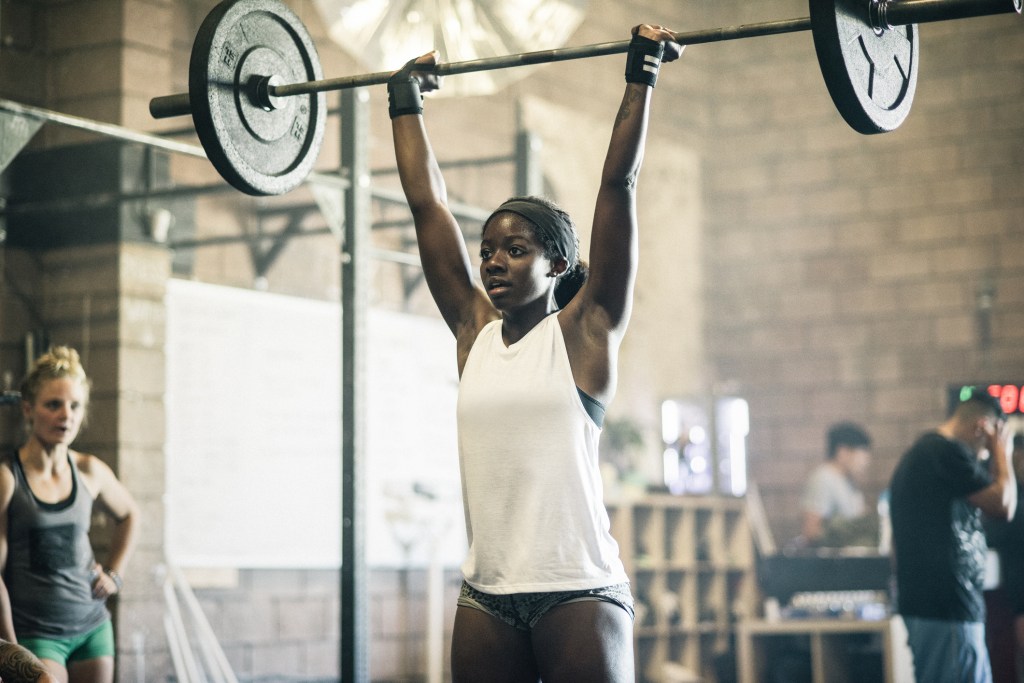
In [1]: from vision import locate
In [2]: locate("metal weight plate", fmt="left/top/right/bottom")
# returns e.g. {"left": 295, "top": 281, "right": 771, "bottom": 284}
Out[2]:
{"left": 810, "top": 0, "right": 919, "bottom": 134}
{"left": 189, "top": 0, "right": 325, "bottom": 195}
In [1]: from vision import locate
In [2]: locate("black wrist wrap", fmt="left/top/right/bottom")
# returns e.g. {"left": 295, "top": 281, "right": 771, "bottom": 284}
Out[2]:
{"left": 624, "top": 35, "right": 665, "bottom": 88}
{"left": 387, "top": 76, "right": 423, "bottom": 119}
{"left": 387, "top": 58, "right": 426, "bottom": 119}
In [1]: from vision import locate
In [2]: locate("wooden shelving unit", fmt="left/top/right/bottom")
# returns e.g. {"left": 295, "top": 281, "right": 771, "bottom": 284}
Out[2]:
{"left": 736, "top": 617, "right": 915, "bottom": 683}
{"left": 607, "top": 494, "right": 757, "bottom": 683}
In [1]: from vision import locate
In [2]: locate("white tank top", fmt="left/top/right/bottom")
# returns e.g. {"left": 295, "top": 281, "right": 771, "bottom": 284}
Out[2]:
{"left": 456, "top": 314, "right": 627, "bottom": 594}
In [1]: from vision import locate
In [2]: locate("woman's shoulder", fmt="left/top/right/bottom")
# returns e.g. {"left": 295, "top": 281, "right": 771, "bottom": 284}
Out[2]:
{"left": 71, "top": 451, "right": 112, "bottom": 478}
{"left": 71, "top": 451, "right": 116, "bottom": 500}
{"left": 0, "top": 450, "right": 18, "bottom": 481}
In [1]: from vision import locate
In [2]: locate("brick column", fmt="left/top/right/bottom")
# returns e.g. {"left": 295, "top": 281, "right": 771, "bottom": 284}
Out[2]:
{"left": 37, "top": 242, "right": 170, "bottom": 680}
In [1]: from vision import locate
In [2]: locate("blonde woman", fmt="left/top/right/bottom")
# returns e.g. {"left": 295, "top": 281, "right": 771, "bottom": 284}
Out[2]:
{"left": 0, "top": 347, "right": 139, "bottom": 683}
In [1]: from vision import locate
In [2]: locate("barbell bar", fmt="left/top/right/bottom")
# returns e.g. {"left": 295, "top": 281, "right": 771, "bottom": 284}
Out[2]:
{"left": 149, "top": 17, "right": 816, "bottom": 120}
{"left": 149, "top": 0, "right": 1021, "bottom": 196}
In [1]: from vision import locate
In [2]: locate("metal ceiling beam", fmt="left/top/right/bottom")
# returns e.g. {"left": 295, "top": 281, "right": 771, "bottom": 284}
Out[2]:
{"left": 0, "top": 98, "right": 347, "bottom": 190}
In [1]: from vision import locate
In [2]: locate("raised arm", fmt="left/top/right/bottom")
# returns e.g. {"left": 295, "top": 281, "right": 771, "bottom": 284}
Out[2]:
{"left": 389, "top": 54, "right": 490, "bottom": 336}
{"left": 968, "top": 421, "right": 1018, "bottom": 520}
{"left": 575, "top": 25, "right": 683, "bottom": 333}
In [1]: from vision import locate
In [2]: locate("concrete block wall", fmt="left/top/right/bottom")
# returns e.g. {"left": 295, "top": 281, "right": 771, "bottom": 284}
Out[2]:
{"left": 366, "top": 569, "right": 461, "bottom": 683}
{"left": 0, "top": 248, "right": 41, "bottom": 443}
{"left": 40, "top": 244, "right": 170, "bottom": 678}
{"left": 191, "top": 569, "right": 341, "bottom": 681}
{"left": 189, "top": 568, "right": 462, "bottom": 683}
{"left": 699, "top": 1, "right": 1024, "bottom": 543}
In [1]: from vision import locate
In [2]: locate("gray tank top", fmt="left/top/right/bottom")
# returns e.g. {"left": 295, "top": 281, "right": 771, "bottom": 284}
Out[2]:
{"left": 4, "top": 451, "right": 109, "bottom": 638}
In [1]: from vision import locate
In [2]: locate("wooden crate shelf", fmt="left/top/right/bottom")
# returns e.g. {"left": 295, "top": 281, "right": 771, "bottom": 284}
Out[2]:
{"left": 607, "top": 494, "right": 756, "bottom": 683}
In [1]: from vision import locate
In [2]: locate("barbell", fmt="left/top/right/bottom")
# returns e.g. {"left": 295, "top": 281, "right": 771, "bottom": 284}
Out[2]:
{"left": 149, "top": 0, "right": 1021, "bottom": 196}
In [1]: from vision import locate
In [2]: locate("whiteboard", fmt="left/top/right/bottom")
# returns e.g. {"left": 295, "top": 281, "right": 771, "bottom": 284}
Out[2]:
{"left": 165, "top": 279, "right": 465, "bottom": 568}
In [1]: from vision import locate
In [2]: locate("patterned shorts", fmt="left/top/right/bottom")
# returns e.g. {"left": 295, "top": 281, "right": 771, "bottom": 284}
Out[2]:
{"left": 458, "top": 580, "right": 635, "bottom": 631}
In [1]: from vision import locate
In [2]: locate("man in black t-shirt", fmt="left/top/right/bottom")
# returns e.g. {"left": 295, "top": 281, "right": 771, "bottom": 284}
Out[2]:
{"left": 890, "top": 389, "right": 1016, "bottom": 683}
{"left": 984, "top": 433, "right": 1024, "bottom": 683}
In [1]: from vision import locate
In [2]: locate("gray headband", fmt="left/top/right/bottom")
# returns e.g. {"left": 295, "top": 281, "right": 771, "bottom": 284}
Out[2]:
{"left": 486, "top": 199, "right": 578, "bottom": 269}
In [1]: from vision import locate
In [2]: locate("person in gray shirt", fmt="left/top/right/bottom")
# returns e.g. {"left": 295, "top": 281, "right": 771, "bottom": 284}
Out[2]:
{"left": 800, "top": 422, "right": 875, "bottom": 547}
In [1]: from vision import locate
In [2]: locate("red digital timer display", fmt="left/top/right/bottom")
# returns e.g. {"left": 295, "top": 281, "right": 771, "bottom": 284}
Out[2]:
{"left": 986, "top": 384, "right": 1024, "bottom": 415}
{"left": 957, "top": 383, "right": 1024, "bottom": 415}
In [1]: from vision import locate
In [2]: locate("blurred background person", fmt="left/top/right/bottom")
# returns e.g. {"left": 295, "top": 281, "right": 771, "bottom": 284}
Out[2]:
{"left": 890, "top": 389, "right": 1015, "bottom": 683}
{"left": 799, "top": 422, "right": 875, "bottom": 548}
{"left": 0, "top": 347, "right": 140, "bottom": 683}
{"left": 985, "top": 432, "right": 1024, "bottom": 683}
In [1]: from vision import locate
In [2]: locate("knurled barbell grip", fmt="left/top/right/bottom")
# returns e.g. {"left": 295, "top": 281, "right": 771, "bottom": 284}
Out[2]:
{"left": 149, "top": 17, "right": 812, "bottom": 117}
{"left": 150, "top": 0, "right": 1021, "bottom": 120}
{"left": 269, "top": 18, "right": 813, "bottom": 100}
{"left": 265, "top": 0, "right": 1021, "bottom": 100}
{"left": 279, "top": 0, "right": 1018, "bottom": 98}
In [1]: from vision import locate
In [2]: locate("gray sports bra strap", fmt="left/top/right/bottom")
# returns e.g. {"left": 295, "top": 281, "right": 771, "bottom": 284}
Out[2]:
{"left": 577, "top": 387, "right": 606, "bottom": 427}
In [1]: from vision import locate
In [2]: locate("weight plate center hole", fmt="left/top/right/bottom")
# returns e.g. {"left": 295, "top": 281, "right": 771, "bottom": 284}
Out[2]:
{"left": 237, "top": 46, "right": 296, "bottom": 143}
{"left": 250, "top": 74, "right": 283, "bottom": 111}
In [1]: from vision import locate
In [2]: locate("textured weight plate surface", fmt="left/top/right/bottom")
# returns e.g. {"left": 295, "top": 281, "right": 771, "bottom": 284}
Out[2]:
{"left": 810, "top": 0, "right": 919, "bottom": 134}
{"left": 189, "top": 0, "right": 325, "bottom": 195}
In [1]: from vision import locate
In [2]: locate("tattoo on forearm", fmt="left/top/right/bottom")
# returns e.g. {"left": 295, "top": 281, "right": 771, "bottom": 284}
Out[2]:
{"left": 614, "top": 88, "right": 645, "bottom": 129}
{"left": 614, "top": 104, "right": 629, "bottom": 128}
{"left": 0, "top": 641, "right": 49, "bottom": 682}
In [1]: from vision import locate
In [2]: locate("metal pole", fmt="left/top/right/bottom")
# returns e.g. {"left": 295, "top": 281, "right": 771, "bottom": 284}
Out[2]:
{"left": 0, "top": 97, "right": 344, "bottom": 189}
{"left": 1, "top": 97, "right": 208, "bottom": 159}
{"left": 514, "top": 124, "right": 543, "bottom": 197}
{"left": 340, "top": 87, "right": 370, "bottom": 683}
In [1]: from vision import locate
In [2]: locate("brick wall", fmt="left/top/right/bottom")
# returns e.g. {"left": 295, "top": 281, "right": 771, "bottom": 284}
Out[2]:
{"left": 189, "top": 568, "right": 462, "bottom": 683}
{"left": 700, "top": 1, "right": 1024, "bottom": 543}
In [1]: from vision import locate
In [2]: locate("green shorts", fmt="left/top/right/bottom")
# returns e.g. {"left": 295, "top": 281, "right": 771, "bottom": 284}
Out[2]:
{"left": 19, "top": 620, "right": 115, "bottom": 666}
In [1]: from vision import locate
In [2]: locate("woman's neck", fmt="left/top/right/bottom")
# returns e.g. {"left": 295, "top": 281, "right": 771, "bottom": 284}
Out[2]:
{"left": 500, "top": 295, "right": 559, "bottom": 344}
{"left": 501, "top": 307, "right": 557, "bottom": 346}
{"left": 19, "top": 437, "right": 69, "bottom": 473}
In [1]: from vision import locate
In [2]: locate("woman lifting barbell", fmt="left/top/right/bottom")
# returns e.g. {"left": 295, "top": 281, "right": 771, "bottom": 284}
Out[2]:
{"left": 388, "top": 23, "right": 683, "bottom": 683}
